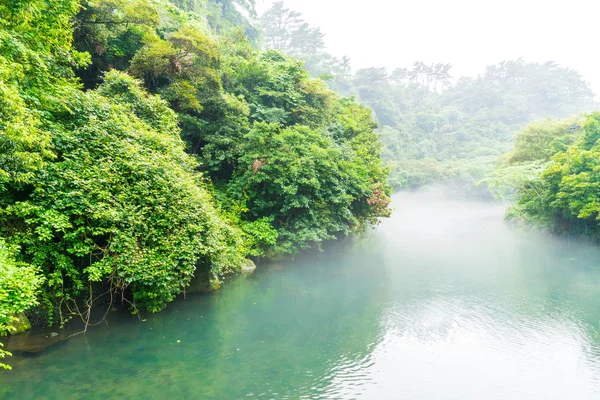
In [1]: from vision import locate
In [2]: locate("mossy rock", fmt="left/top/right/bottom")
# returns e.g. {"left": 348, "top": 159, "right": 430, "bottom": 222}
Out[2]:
{"left": 187, "top": 268, "right": 221, "bottom": 294}
{"left": 241, "top": 259, "right": 257, "bottom": 274}
{"left": 2, "top": 313, "right": 32, "bottom": 336}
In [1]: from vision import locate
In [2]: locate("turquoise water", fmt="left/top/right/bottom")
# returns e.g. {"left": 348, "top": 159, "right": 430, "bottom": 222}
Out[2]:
{"left": 3, "top": 190, "right": 600, "bottom": 399}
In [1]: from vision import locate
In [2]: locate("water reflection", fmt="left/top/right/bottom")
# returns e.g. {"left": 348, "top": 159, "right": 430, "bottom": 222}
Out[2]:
{"left": 3, "top": 189, "right": 600, "bottom": 399}
{"left": 335, "top": 189, "right": 600, "bottom": 399}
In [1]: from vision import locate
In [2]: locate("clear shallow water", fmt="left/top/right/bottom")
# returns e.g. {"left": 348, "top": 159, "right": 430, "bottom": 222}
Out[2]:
{"left": 3, "top": 190, "right": 600, "bottom": 399}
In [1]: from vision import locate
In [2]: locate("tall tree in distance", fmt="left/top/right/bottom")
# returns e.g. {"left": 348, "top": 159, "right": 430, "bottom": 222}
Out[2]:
{"left": 260, "top": 2, "right": 316, "bottom": 53}
{"left": 405, "top": 62, "right": 452, "bottom": 93}
{"left": 259, "top": 1, "right": 352, "bottom": 92}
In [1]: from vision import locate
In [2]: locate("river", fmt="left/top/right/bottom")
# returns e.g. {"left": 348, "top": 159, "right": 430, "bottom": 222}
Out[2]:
{"left": 2, "top": 189, "right": 600, "bottom": 399}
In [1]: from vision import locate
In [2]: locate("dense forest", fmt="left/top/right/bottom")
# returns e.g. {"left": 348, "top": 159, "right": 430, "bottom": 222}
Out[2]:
{"left": 0, "top": 0, "right": 390, "bottom": 367}
{"left": 260, "top": 2, "right": 597, "bottom": 191}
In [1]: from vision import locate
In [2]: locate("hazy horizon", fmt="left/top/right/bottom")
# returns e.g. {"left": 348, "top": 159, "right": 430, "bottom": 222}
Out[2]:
{"left": 256, "top": 0, "right": 600, "bottom": 96}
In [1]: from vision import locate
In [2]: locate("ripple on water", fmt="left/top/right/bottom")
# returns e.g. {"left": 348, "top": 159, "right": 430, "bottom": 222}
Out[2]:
{"left": 332, "top": 289, "right": 600, "bottom": 399}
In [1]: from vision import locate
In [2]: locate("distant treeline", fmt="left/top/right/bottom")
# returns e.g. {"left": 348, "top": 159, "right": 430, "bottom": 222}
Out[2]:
{"left": 260, "top": 1, "right": 597, "bottom": 191}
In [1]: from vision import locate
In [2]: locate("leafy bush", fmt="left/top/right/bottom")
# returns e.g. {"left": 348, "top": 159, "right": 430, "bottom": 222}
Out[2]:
{"left": 0, "top": 238, "right": 43, "bottom": 369}
{"left": 510, "top": 113, "right": 600, "bottom": 235}
{"left": 3, "top": 72, "right": 246, "bottom": 314}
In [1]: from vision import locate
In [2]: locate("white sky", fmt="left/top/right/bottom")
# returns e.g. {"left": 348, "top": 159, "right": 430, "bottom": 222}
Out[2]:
{"left": 256, "top": 0, "right": 600, "bottom": 96}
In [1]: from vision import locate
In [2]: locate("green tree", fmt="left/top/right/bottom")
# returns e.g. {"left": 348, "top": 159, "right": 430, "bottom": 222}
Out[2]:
{"left": 511, "top": 113, "right": 600, "bottom": 236}
{"left": 0, "top": 0, "right": 89, "bottom": 199}
{"left": 259, "top": 2, "right": 352, "bottom": 88}
{"left": 484, "top": 116, "right": 585, "bottom": 199}
{"left": 226, "top": 122, "right": 389, "bottom": 255}
{"left": 73, "top": 0, "right": 159, "bottom": 88}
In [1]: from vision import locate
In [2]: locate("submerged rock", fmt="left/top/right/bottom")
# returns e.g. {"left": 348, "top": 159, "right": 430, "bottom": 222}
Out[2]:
{"left": 3, "top": 329, "right": 67, "bottom": 355}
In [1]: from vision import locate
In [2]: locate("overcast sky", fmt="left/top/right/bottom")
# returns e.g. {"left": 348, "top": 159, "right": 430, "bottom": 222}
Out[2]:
{"left": 256, "top": 0, "right": 600, "bottom": 96}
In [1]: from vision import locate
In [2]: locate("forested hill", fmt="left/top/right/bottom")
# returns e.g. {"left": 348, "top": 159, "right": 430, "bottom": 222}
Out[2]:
{"left": 0, "top": 0, "right": 390, "bottom": 358}
{"left": 260, "top": 2, "right": 597, "bottom": 191}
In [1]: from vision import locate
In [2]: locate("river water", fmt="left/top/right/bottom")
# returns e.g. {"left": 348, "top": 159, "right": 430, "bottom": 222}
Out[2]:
{"left": 3, "top": 189, "right": 600, "bottom": 399}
